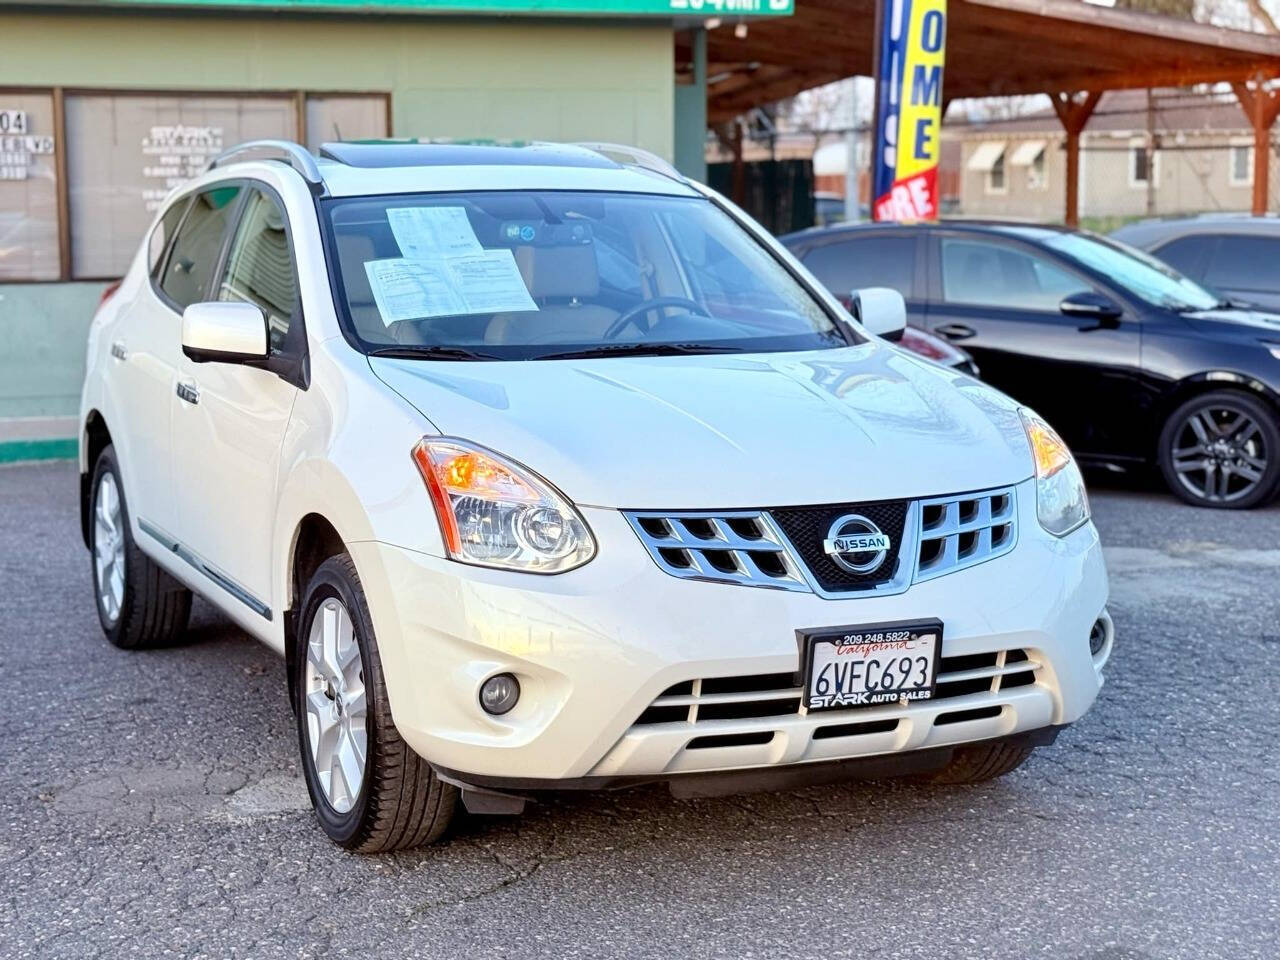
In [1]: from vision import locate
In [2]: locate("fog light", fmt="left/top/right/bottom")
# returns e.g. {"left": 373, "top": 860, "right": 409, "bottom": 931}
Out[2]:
{"left": 479, "top": 673, "right": 520, "bottom": 715}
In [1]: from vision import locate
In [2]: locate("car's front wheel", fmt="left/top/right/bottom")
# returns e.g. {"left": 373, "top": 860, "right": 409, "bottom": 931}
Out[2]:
{"left": 1158, "top": 390, "right": 1280, "bottom": 509}
{"left": 90, "top": 445, "right": 192, "bottom": 648}
{"left": 294, "top": 555, "right": 458, "bottom": 851}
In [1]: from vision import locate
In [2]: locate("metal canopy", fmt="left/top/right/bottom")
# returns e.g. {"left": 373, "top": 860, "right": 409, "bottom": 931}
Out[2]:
{"left": 703, "top": 0, "right": 1280, "bottom": 124}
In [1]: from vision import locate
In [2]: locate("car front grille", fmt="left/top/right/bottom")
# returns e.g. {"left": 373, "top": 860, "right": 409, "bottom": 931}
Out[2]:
{"left": 769, "top": 500, "right": 909, "bottom": 592}
{"left": 624, "top": 485, "right": 1018, "bottom": 596}
{"left": 633, "top": 649, "right": 1040, "bottom": 741}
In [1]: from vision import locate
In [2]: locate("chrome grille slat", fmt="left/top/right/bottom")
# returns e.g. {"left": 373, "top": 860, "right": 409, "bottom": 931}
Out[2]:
{"left": 624, "top": 510, "right": 809, "bottom": 591}
{"left": 914, "top": 487, "right": 1018, "bottom": 582}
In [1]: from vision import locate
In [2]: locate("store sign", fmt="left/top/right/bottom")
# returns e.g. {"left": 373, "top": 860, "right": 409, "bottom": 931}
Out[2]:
{"left": 0, "top": 111, "right": 56, "bottom": 181}
{"left": 76, "top": 0, "right": 794, "bottom": 14}
{"left": 872, "top": 0, "right": 946, "bottom": 221}
{"left": 141, "top": 124, "right": 225, "bottom": 212}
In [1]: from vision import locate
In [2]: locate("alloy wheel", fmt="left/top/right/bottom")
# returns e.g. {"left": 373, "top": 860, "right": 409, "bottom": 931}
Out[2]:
{"left": 1170, "top": 403, "right": 1270, "bottom": 504}
{"left": 93, "top": 472, "right": 126, "bottom": 623}
{"left": 304, "top": 598, "right": 369, "bottom": 814}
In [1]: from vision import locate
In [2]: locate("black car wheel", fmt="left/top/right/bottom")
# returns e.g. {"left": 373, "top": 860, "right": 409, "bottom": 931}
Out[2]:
{"left": 294, "top": 555, "right": 458, "bottom": 851}
{"left": 1158, "top": 390, "right": 1280, "bottom": 509}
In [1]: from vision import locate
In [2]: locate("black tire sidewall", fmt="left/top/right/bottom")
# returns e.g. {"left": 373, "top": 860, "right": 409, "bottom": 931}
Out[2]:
{"left": 293, "top": 558, "right": 378, "bottom": 847}
{"left": 89, "top": 446, "right": 131, "bottom": 643}
{"left": 1158, "top": 390, "right": 1280, "bottom": 509}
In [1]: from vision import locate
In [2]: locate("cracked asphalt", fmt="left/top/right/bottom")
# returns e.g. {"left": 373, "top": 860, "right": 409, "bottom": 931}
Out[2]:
{"left": 2, "top": 461, "right": 1277, "bottom": 960}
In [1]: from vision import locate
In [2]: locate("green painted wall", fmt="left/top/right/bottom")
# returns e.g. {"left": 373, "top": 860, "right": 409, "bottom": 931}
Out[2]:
{"left": 0, "top": 10, "right": 674, "bottom": 452}
{"left": 0, "top": 12, "right": 675, "bottom": 153}
{"left": 0, "top": 283, "right": 101, "bottom": 421}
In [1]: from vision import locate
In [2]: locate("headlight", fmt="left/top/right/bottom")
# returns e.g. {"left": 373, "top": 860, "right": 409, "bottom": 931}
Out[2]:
{"left": 1019, "top": 408, "right": 1090, "bottom": 537}
{"left": 411, "top": 438, "right": 596, "bottom": 573}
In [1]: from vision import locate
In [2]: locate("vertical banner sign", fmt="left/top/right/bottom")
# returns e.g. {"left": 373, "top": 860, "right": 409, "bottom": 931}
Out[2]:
{"left": 872, "top": 0, "right": 947, "bottom": 221}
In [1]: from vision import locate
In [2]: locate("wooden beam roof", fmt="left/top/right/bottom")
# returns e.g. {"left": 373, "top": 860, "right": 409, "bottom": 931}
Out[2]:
{"left": 705, "top": 0, "right": 1280, "bottom": 123}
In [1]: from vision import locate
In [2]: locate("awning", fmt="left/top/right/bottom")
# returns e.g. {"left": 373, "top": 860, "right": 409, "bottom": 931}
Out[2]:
{"left": 1010, "top": 140, "right": 1047, "bottom": 165}
{"left": 966, "top": 141, "right": 1007, "bottom": 173}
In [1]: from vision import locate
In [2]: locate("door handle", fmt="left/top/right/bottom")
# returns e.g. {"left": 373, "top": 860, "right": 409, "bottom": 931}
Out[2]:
{"left": 110, "top": 340, "right": 128, "bottom": 361}
{"left": 933, "top": 323, "right": 977, "bottom": 341}
{"left": 176, "top": 379, "right": 200, "bottom": 405}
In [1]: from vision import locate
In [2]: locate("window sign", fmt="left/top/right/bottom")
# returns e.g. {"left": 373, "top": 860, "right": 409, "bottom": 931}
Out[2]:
{"left": 66, "top": 93, "right": 296, "bottom": 278}
{"left": 0, "top": 92, "right": 60, "bottom": 281}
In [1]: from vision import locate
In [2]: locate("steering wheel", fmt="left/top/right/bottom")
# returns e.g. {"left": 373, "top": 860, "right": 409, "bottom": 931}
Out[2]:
{"left": 603, "top": 297, "right": 711, "bottom": 341}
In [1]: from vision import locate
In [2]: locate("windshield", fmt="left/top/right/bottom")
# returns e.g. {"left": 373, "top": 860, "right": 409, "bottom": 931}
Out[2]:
{"left": 1042, "top": 232, "right": 1221, "bottom": 312}
{"left": 322, "top": 190, "right": 847, "bottom": 360}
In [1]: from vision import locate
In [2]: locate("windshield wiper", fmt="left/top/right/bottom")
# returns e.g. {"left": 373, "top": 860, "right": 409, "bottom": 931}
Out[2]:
{"left": 366, "top": 345, "right": 503, "bottom": 362}
{"left": 534, "top": 342, "right": 742, "bottom": 361}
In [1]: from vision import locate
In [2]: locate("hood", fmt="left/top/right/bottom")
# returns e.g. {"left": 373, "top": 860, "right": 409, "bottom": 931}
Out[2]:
{"left": 371, "top": 342, "right": 1034, "bottom": 509}
{"left": 1182, "top": 306, "right": 1280, "bottom": 339}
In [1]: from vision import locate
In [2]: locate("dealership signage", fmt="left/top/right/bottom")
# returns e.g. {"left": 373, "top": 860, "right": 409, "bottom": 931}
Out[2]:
{"left": 872, "top": 0, "right": 946, "bottom": 221}
{"left": 57, "top": 0, "right": 794, "bottom": 14}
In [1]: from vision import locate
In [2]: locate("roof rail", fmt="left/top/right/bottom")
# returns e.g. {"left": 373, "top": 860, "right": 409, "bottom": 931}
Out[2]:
{"left": 574, "top": 142, "right": 684, "bottom": 183}
{"left": 205, "top": 140, "right": 325, "bottom": 193}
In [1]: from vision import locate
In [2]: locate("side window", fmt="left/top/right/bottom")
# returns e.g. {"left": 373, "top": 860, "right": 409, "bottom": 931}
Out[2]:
{"left": 148, "top": 198, "right": 190, "bottom": 278}
{"left": 1151, "top": 236, "right": 1211, "bottom": 281}
{"left": 940, "top": 237, "right": 1090, "bottom": 311}
{"left": 802, "top": 236, "right": 916, "bottom": 302}
{"left": 216, "top": 188, "right": 298, "bottom": 354}
{"left": 159, "top": 184, "right": 242, "bottom": 310}
{"left": 1203, "top": 236, "right": 1280, "bottom": 293}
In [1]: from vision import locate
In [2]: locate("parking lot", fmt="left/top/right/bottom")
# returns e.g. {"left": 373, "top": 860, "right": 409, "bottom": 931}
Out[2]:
{"left": 1, "top": 459, "right": 1277, "bottom": 960}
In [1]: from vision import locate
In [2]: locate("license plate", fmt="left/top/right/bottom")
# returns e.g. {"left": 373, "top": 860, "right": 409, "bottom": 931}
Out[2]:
{"left": 800, "top": 619, "right": 943, "bottom": 712}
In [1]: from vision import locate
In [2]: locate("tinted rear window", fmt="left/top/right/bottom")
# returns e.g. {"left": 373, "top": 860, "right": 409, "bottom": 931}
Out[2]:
{"left": 801, "top": 235, "right": 916, "bottom": 300}
{"left": 1204, "top": 235, "right": 1280, "bottom": 292}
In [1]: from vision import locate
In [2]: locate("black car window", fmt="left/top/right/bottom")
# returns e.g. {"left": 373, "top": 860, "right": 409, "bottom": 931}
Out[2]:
{"left": 1151, "top": 236, "right": 1210, "bottom": 281}
{"left": 1204, "top": 235, "right": 1280, "bottom": 293}
{"left": 159, "top": 184, "right": 241, "bottom": 310}
{"left": 148, "top": 198, "right": 190, "bottom": 278}
{"left": 940, "top": 237, "right": 1090, "bottom": 311}
{"left": 801, "top": 235, "right": 916, "bottom": 300}
{"left": 216, "top": 187, "right": 297, "bottom": 354}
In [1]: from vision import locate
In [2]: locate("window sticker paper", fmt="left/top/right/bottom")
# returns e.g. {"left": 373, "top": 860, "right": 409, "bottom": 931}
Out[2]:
{"left": 364, "top": 258, "right": 467, "bottom": 324}
{"left": 387, "top": 206, "right": 484, "bottom": 259}
{"left": 446, "top": 249, "right": 538, "bottom": 314}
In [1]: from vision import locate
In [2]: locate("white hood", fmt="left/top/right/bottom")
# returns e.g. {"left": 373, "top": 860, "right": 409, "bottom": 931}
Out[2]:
{"left": 370, "top": 342, "right": 1034, "bottom": 509}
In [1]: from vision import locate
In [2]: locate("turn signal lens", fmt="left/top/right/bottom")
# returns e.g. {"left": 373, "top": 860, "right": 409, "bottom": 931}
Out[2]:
{"left": 1020, "top": 408, "right": 1090, "bottom": 537}
{"left": 412, "top": 438, "right": 596, "bottom": 573}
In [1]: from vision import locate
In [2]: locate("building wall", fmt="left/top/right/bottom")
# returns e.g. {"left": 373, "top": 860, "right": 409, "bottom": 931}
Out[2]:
{"left": 954, "top": 137, "right": 1065, "bottom": 221}
{"left": 954, "top": 131, "right": 1263, "bottom": 223}
{"left": 0, "top": 10, "right": 674, "bottom": 452}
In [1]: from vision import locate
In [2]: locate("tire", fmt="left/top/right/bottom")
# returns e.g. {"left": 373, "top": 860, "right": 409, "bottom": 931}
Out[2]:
{"left": 294, "top": 554, "right": 458, "bottom": 852}
{"left": 89, "top": 445, "right": 192, "bottom": 649}
{"left": 916, "top": 740, "right": 1034, "bottom": 785}
{"left": 1157, "top": 390, "right": 1280, "bottom": 509}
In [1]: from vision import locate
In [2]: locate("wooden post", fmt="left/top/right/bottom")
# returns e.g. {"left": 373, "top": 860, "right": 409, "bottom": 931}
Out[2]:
{"left": 1051, "top": 91, "right": 1101, "bottom": 228}
{"left": 1233, "top": 77, "right": 1280, "bottom": 216}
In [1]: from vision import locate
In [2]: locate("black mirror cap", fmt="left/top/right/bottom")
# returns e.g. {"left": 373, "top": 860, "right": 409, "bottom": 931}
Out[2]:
{"left": 1060, "top": 291, "right": 1123, "bottom": 320}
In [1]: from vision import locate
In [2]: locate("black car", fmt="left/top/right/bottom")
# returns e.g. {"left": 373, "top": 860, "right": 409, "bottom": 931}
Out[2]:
{"left": 781, "top": 221, "right": 1280, "bottom": 509}
{"left": 1111, "top": 215, "right": 1280, "bottom": 312}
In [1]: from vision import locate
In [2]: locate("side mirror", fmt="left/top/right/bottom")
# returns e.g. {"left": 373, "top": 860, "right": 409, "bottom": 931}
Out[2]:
{"left": 181, "top": 301, "right": 268, "bottom": 364}
{"left": 1060, "top": 291, "right": 1122, "bottom": 327}
{"left": 851, "top": 287, "right": 907, "bottom": 342}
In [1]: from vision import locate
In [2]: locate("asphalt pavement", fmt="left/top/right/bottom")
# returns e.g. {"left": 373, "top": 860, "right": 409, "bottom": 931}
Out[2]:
{"left": 1, "top": 460, "right": 1276, "bottom": 960}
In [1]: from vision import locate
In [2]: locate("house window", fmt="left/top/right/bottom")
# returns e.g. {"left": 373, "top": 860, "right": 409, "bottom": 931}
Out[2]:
{"left": 987, "top": 150, "right": 1007, "bottom": 194}
{"left": 1129, "top": 143, "right": 1157, "bottom": 188}
{"left": 1229, "top": 143, "right": 1254, "bottom": 187}
{"left": 1028, "top": 149, "right": 1047, "bottom": 190}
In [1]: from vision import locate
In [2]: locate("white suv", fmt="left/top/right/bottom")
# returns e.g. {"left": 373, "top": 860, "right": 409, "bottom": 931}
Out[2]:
{"left": 79, "top": 140, "right": 1113, "bottom": 851}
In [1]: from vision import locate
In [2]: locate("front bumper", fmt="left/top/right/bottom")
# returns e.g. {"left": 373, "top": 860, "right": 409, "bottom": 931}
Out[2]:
{"left": 350, "top": 480, "right": 1110, "bottom": 784}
